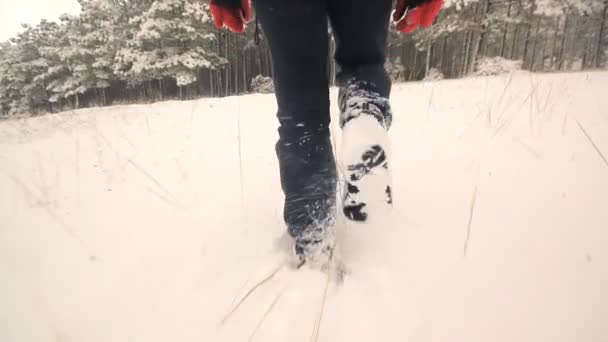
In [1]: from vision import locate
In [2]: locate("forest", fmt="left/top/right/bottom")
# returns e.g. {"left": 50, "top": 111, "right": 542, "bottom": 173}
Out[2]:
{"left": 0, "top": 0, "right": 606, "bottom": 116}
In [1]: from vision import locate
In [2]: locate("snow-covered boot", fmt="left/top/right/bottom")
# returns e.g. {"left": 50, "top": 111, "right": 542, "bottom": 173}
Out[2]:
{"left": 339, "top": 80, "right": 393, "bottom": 223}
{"left": 293, "top": 218, "right": 336, "bottom": 268}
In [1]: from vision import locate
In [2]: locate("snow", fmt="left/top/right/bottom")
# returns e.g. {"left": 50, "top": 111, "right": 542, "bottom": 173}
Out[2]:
{"left": 474, "top": 56, "right": 523, "bottom": 76}
{"left": 423, "top": 67, "right": 444, "bottom": 81}
{"left": 250, "top": 75, "right": 275, "bottom": 94}
{"left": 1, "top": 71, "right": 607, "bottom": 341}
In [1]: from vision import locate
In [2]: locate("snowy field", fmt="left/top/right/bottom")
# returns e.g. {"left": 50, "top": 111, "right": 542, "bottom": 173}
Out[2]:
{"left": 1, "top": 71, "right": 607, "bottom": 342}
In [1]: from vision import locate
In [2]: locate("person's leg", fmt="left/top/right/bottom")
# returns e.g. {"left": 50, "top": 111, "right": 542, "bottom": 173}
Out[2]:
{"left": 255, "top": 0, "right": 337, "bottom": 252}
{"left": 328, "top": 0, "right": 394, "bottom": 222}
{"left": 328, "top": 0, "right": 393, "bottom": 126}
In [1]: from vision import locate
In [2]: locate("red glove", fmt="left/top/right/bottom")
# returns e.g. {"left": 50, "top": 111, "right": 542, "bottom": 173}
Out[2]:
{"left": 393, "top": 0, "right": 443, "bottom": 34}
{"left": 210, "top": 0, "right": 251, "bottom": 33}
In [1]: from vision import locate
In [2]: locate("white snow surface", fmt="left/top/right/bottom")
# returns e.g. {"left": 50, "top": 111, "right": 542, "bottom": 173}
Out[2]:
{"left": 1, "top": 71, "right": 607, "bottom": 342}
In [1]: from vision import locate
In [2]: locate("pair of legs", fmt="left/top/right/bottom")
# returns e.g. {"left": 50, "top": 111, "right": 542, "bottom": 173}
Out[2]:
{"left": 255, "top": 0, "right": 393, "bottom": 243}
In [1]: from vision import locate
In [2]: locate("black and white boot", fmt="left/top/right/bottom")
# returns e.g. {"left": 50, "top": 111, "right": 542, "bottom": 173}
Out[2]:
{"left": 339, "top": 80, "right": 393, "bottom": 223}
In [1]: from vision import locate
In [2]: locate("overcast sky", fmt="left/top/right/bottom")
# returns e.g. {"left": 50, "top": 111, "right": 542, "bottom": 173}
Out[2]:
{"left": 0, "top": 0, "right": 81, "bottom": 42}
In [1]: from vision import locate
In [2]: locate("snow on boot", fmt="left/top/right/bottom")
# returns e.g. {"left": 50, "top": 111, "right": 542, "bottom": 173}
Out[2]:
{"left": 339, "top": 80, "right": 393, "bottom": 223}
{"left": 292, "top": 218, "right": 336, "bottom": 269}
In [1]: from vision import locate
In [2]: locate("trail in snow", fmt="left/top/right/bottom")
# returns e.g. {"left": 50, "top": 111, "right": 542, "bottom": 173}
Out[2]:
{"left": 1, "top": 71, "right": 607, "bottom": 342}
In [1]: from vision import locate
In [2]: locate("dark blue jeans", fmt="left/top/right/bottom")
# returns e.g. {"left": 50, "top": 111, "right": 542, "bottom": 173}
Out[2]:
{"left": 255, "top": 0, "right": 393, "bottom": 238}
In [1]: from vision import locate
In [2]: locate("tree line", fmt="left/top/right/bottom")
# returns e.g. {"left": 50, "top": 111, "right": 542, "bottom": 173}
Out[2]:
{"left": 388, "top": 0, "right": 607, "bottom": 80}
{"left": 1, "top": 0, "right": 606, "bottom": 116}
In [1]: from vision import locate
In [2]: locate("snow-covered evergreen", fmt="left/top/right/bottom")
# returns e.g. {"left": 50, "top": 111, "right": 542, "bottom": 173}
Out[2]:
{"left": 116, "top": 0, "right": 225, "bottom": 97}
{"left": 0, "top": 0, "right": 607, "bottom": 116}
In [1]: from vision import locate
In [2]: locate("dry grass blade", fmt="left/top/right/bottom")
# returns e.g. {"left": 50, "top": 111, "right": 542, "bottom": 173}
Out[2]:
{"left": 575, "top": 119, "right": 608, "bottom": 168}
{"left": 127, "top": 159, "right": 186, "bottom": 210}
{"left": 311, "top": 270, "right": 331, "bottom": 342}
{"left": 221, "top": 263, "right": 285, "bottom": 325}
{"left": 561, "top": 113, "right": 568, "bottom": 136}
{"left": 247, "top": 287, "right": 286, "bottom": 342}
{"left": 10, "top": 175, "right": 80, "bottom": 241}
{"left": 7, "top": 174, "right": 99, "bottom": 260}
{"left": 497, "top": 72, "right": 514, "bottom": 107}
{"left": 515, "top": 138, "right": 542, "bottom": 159}
{"left": 426, "top": 83, "right": 435, "bottom": 118}
{"left": 145, "top": 186, "right": 184, "bottom": 211}
{"left": 464, "top": 186, "right": 478, "bottom": 257}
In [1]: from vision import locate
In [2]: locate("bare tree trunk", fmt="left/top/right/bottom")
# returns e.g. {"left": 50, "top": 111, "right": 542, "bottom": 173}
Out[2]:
{"left": 265, "top": 46, "right": 272, "bottom": 76}
{"left": 440, "top": 35, "right": 448, "bottom": 72}
{"left": 510, "top": 1, "right": 522, "bottom": 60}
{"left": 522, "top": 22, "right": 532, "bottom": 68}
{"left": 217, "top": 70, "right": 221, "bottom": 96}
{"left": 468, "top": 0, "right": 489, "bottom": 73}
{"left": 479, "top": 0, "right": 492, "bottom": 58}
{"left": 463, "top": 31, "right": 474, "bottom": 75}
{"left": 256, "top": 48, "right": 263, "bottom": 75}
{"left": 469, "top": 31, "right": 481, "bottom": 73}
{"left": 500, "top": 2, "right": 512, "bottom": 57}
{"left": 582, "top": 37, "right": 589, "bottom": 68}
{"left": 158, "top": 79, "right": 163, "bottom": 101}
{"left": 510, "top": 25, "right": 519, "bottom": 60}
{"left": 225, "top": 33, "right": 230, "bottom": 96}
{"left": 558, "top": 15, "right": 570, "bottom": 70}
{"left": 411, "top": 48, "right": 419, "bottom": 80}
{"left": 462, "top": 32, "right": 468, "bottom": 76}
{"left": 140, "top": 83, "right": 146, "bottom": 102}
{"left": 94, "top": 89, "right": 100, "bottom": 107}
{"left": 450, "top": 54, "right": 457, "bottom": 78}
{"left": 528, "top": 18, "right": 541, "bottom": 70}
{"left": 595, "top": 3, "right": 608, "bottom": 68}
{"left": 538, "top": 33, "right": 548, "bottom": 71}
{"left": 210, "top": 70, "right": 214, "bottom": 97}
{"left": 243, "top": 49, "right": 247, "bottom": 92}
{"left": 102, "top": 88, "right": 107, "bottom": 106}
{"left": 425, "top": 44, "right": 432, "bottom": 77}
{"left": 549, "top": 16, "right": 561, "bottom": 69}
{"left": 567, "top": 17, "right": 582, "bottom": 69}
{"left": 234, "top": 44, "right": 239, "bottom": 95}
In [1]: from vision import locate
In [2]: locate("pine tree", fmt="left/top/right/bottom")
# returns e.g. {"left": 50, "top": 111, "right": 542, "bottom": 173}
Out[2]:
{"left": 117, "top": 0, "right": 226, "bottom": 99}
{"left": 2, "top": 21, "right": 61, "bottom": 114}
{"left": 1, "top": 0, "right": 606, "bottom": 116}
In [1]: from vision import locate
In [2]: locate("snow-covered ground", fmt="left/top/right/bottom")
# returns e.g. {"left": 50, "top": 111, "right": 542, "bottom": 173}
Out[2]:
{"left": 1, "top": 71, "right": 607, "bottom": 342}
